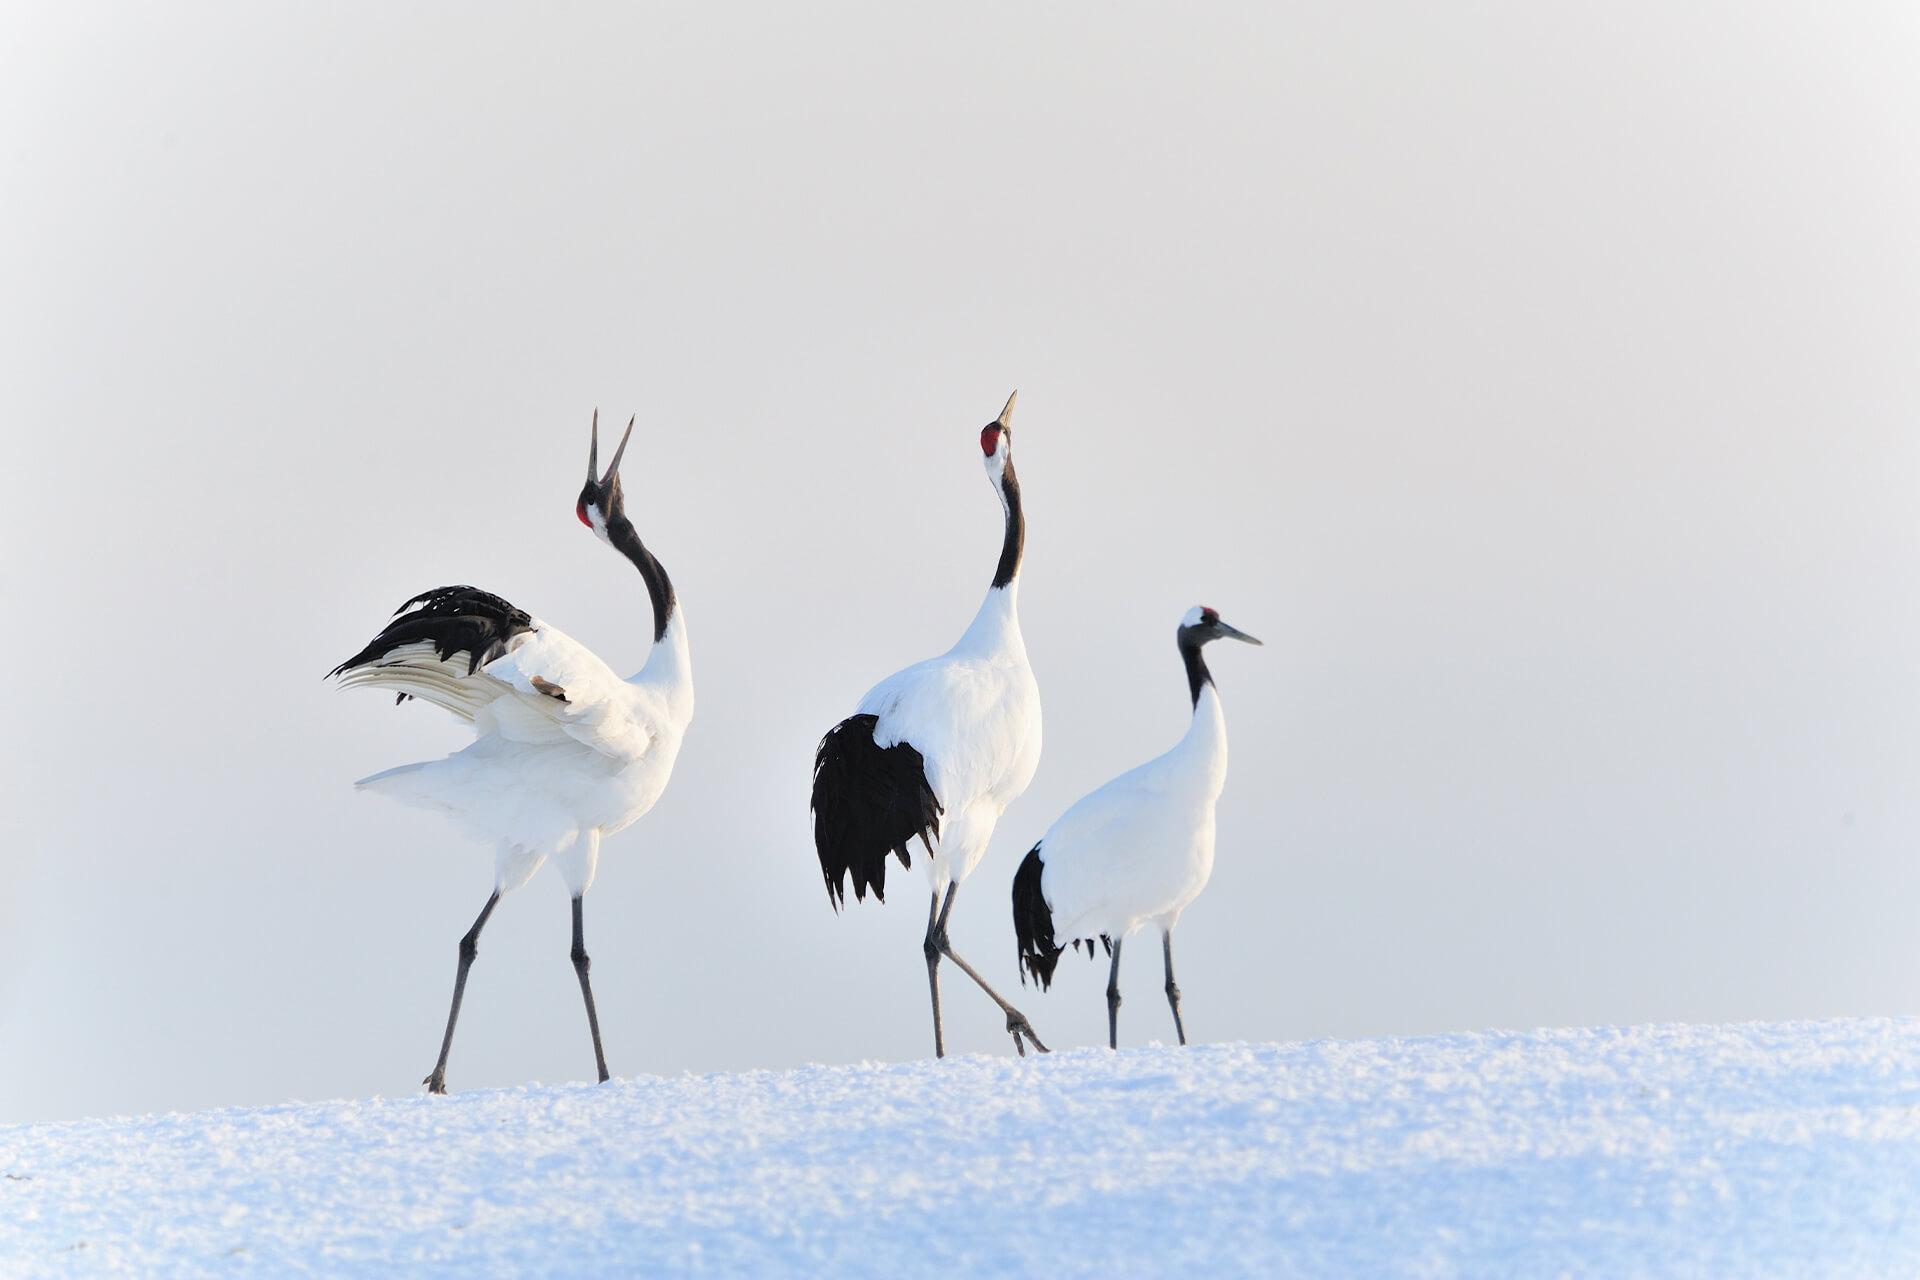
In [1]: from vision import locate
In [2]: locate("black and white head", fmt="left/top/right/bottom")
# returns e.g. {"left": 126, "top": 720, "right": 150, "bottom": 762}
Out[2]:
{"left": 1177, "top": 606, "right": 1261, "bottom": 703}
{"left": 1178, "top": 606, "right": 1262, "bottom": 650}
{"left": 576, "top": 409, "right": 635, "bottom": 542}
{"left": 978, "top": 390, "right": 1018, "bottom": 495}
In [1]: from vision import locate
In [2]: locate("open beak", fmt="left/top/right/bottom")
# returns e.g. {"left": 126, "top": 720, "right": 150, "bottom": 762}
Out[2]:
{"left": 587, "top": 410, "right": 636, "bottom": 489}
{"left": 1217, "top": 621, "right": 1263, "bottom": 646}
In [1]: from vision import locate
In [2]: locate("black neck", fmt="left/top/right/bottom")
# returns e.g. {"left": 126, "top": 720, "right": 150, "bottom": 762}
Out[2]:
{"left": 992, "top": 466, "right": 1024, "bottom": 590}
{"left": 1178, "top": 634, "right": 1212, "bottom": 707}
{"left": 608, "top": 516, "right": 675, "bottom": 645}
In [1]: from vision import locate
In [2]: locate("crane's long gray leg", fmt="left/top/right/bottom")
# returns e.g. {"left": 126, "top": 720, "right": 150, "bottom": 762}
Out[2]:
{"left": 571, "top": 896, "right": 611, "bottom": 1084}
{"left": 425, "top": 891, "right": 499, "bottom": 1095}
{"left": 1106, "top": 935, "right": 1125, "bottom": 1050}
{"left": 929, "top": 883, "right": 1049, "bottom": 1056}
{"left": 923, "top": 890, "right": 947, "bottom": 1059}
{"left": 1162, "top": 929, "right": 1187, "bottom": 1046}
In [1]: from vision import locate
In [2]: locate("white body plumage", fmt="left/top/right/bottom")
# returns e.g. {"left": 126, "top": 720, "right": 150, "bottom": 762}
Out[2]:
{"left": 1032, "top": 680, "right": 1226, "bottom": 945}
{"left": 344, "top": 613, "right": 693, "bottom": 896}
{"left": 859, "top": 582, "right": 1042, "bottom": 894}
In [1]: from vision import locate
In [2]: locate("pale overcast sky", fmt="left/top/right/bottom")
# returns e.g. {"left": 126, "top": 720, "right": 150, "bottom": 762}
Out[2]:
{"left": 4, "top": 3, "right": 1918, "bottom": 1122}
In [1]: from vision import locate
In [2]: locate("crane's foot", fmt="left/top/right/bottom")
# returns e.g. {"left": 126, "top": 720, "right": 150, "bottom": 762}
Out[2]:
{"left": 1007, "top": 1010, "right": 1049, "bottom": 1055}
{"left": 423, "top": 1070, "right": 449, "bottom": 1095}
{"left": 924, "top": 896, "right": 1049, "bottom": 1058}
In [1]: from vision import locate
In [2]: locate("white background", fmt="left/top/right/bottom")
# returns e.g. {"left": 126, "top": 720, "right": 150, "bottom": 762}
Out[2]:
{"left": 4, "top": 3, "right": 1917, "bottom": 1121}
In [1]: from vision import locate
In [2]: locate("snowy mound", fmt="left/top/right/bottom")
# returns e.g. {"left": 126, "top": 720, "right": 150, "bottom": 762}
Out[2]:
{"left": 4, "top": 1019, "right": 1918, "bottom": 1276}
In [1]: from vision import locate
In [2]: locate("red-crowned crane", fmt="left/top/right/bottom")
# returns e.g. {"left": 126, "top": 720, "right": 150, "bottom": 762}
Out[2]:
{"left": 1012, "top": 606, "right": 1261, "bottom": 1049}
{"left": 330, "top": 413, "right": 693, "bottom": 1093}
{"left": 810, "top": 392, "right": 1047, "bottom": 1057}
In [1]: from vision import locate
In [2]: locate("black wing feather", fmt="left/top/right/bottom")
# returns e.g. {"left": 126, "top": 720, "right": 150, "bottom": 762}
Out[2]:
{"left": 1012, "top": 844, "right": 1064, "bottom": 989}
{"left": 330, "top": 585, "right": 534, "bottom": 680}
{"left": 810, "top": 713, "right": 942, "bottom": 909}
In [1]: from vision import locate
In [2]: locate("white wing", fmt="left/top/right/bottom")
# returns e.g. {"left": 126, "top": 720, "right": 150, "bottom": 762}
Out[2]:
{"left": 859, "top": 654, "right": 1038, "bottom": 814}
{"left": 337, "top": 619, "right": 657, "bottom": 761}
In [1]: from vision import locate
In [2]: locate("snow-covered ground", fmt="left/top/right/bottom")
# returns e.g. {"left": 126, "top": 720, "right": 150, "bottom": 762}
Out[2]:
{"left": 4, "top": 1019, "right": 1919, "bottom": 1277}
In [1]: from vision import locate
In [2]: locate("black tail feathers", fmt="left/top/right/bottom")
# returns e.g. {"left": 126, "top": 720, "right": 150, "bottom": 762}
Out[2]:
{"left": 811, "top": 714, "right": 941, "bottom": 908}
{"left": 1012, "top": 844, "right": 1063, "bottom": 989}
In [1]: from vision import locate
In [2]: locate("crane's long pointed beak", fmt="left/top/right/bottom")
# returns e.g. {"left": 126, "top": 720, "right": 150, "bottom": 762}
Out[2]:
{"left": 586, "top": 410, "right": 635, "bottom": 488}
{"left": 998, "top": 389, "right": 1017, "bottom": 427}
{"left": 1219, "top": 622, "right": 1263, "bottom": 646}
{"left": 606, "top": 415, "right": 636, "bottom": 478}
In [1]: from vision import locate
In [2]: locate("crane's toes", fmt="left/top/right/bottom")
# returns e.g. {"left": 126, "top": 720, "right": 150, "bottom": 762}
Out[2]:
{"left": 1006, "top": 1012, "right": 1050, "bottom": 1055}
{"left": 423, "top": 1072, "right": 449, "bottom": 1095}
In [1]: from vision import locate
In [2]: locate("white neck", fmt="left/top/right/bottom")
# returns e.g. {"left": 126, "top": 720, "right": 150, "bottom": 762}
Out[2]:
{"left": 1169, "top": 681, "right": 1229, "bottom": 793}
{"left": 951, "top": 579, "right": 1026, "bottom": 662}
{"left": 631, "top": 608, "right": 694, "bottom": 712}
